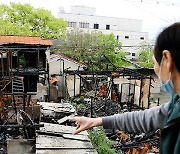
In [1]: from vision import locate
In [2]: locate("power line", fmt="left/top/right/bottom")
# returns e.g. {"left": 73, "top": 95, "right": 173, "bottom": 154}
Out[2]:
{"left": 51, "top": 44, "right": 154, "bottom": 51}
{"left": 123, "top": 0, "right": 180, "bottom": 6}
{"left": 127, "top": 1, "right": 171, "bottom": 23}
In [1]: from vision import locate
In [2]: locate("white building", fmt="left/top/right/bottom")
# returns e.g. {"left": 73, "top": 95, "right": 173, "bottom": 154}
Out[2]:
{"left": 49, "top": 53, "right": 85, "bottom": 75}
{"left": 49, "top": 53, "right": 86, "bottom": 98}
{"left": 58, "top": 6, "right": 149, "bottom": 59}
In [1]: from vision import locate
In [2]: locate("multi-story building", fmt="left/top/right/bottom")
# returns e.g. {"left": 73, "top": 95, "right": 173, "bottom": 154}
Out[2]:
{"left": 58, "top": 6, "right": 149, "bottom": 59}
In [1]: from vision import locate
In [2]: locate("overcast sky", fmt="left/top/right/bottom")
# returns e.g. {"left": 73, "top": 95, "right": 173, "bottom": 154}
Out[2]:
{"left": 0, "top": 0, "right": 180, "bottom": 40}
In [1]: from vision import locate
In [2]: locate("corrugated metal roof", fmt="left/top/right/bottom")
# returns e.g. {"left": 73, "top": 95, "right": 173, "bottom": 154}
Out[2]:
{"left": 0, "top": 35, "right": 53, "bottom": 46}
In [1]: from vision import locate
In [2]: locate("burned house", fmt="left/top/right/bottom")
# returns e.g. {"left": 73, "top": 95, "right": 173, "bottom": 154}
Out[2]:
{"left": 0, "top": 35, "right": 53, "bottom": 131}
{"left": 48, "top": 53, "right": 86, "bottom": 101}
{"left": 0, "top": 35, "right": 53, "bottom": 100}
{"left": 63, "top": 67, "right": 154, "bottom": 116}
{"left": 0, "top": 36, "right": 98, "bottom": 154}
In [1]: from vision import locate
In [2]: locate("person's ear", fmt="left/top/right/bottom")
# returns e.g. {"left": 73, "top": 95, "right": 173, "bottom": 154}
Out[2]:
{"left": 162, "top": 50, "right": 172, "bottom": 72}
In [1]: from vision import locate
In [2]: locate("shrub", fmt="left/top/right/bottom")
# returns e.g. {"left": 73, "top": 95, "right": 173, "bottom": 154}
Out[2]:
{"left": 88, "top": 128, "right": 116, "bottom": 154}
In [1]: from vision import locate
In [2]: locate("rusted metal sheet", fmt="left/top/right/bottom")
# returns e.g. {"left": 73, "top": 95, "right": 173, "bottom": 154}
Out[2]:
{"left": 0, "top": 35, "right": 53, "bottom": 46}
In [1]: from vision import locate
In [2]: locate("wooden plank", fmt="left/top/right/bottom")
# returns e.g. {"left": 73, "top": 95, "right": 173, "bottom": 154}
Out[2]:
{"left": 36, "top": 149, "right": 97, "bottom": 154}
{"left": 57, "top": 116, "right": 69, "bottom": 124}
{"left": 62, "top": 134, "right": 90, "bottom": 141}
{"left": 36, "top": 135, "right": 92, "bottom": 149}
{"left": 40, "top": 123, "right": 88, "bottom": 136}
{"left": 36, "top": 123, "right": 97, "bottom": 153}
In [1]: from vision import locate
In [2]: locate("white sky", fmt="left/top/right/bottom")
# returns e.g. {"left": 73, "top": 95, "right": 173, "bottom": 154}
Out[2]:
{"left": 0, "top": 0, "right": 180, "bottom": 40}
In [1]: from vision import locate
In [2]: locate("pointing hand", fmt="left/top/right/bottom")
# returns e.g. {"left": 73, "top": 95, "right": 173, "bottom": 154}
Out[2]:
{"left": 68, "top": 116, "right": 102, "bottom": 135}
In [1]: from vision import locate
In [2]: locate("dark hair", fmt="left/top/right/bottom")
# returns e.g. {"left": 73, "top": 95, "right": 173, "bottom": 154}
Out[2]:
{"left": 154, "top": 22, "right": 180, "bottom": 72}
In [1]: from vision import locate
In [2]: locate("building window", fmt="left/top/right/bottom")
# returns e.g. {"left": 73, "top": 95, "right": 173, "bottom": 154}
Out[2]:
{"left": 140, "top": 37, "right": 144, "bottom": 40}
{"left": 79, "top": 22, "right": 89, "bottom": 28}
{"left": 94, "top": 24, "right": 99, "bottom": 29}
{"left": 125, "top": 36, "right": 129, "bottom": 39}
{"left": 106, "top": 25, "right": 110, "bottom": 30}
{"left": 127, "top": 52, "right": 131, "bottom": 55}
{"left": 67, "top": 21, "right": 76, "bottom": 28}
{"left": 132, "top": 53, "right": 136, "bottom": 56}
{"left": 117, "top": 35, "right": 119, "bottom": 40}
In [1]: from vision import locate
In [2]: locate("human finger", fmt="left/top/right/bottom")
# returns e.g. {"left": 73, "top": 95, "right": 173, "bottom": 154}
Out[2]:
{"left": 73, "top": 127, "right": 84, "bottom": 135}
{"left": 76, "top": 123, "right": 80, "bottom": 129}
{"left": 68, "top": 116, "right": 81, "bottom": 122}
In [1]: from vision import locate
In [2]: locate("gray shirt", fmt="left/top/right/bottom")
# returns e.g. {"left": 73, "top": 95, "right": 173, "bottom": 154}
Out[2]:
{"left": 102, "top": 102, "right": 169, "bottom": 133}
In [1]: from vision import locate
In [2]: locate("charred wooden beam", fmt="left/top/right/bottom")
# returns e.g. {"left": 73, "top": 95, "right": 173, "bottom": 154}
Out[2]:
{"left": 0, "top": 124, "right": 44, "bottom": 128}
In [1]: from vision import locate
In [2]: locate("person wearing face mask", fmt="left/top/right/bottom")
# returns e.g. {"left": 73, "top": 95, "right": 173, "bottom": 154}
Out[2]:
{"left": 68, "top": 23, "right": 180, "bottom": 154}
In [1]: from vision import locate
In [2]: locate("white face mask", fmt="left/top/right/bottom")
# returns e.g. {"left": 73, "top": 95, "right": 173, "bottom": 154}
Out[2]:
{"left": 158, "top": 60, "right": 176, "bottom": 95}
{"left": 159, "top": 79, "right": 176, "bottom": 95}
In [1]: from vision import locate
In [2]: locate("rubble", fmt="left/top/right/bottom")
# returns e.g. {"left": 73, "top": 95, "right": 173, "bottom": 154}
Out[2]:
{"left": 0, "top": 39, "right": 161, "bottom": 153}
{"left": 37, "top": 101, "right": 76, "bottom": 122}
{"left": 111, "top": 130, "right": 160, "bottom": 154}
{"left": 0, "top": 37, "right": 99, "bottom": 153}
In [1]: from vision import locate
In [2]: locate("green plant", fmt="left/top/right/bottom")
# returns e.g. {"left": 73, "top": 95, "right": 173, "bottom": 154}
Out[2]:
{"left": 88, "top": 127, "right": 116, "bottom": 154}
{"left": 71, "top": 102, "right": 77, "bottom": 108}
{"left": 19, "top": 54, "right": 25, "bottom": 67}
{"left": 77, "top": 103, "right": 87, "bottom": 110}
{"left": 69, "top": 101, "right": 88, "bottom": 114}
{"left": 79, "top": 96, "right": 84, "bottom": 102}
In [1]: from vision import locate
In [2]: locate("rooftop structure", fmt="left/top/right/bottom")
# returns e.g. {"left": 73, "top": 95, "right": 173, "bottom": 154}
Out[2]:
{"left": 0, "top": 35, "right": 53, "bottom": 46}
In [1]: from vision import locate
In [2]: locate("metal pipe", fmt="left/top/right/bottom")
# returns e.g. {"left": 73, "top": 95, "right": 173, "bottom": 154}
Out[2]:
{"left": 37, "top": 47, "right": 40, "bottom": 71}
{"left": 47, "top": 63, "right": 50, "bottom": 101}
{"left": 139, "top": 79, "right": 143, "bottom": 108}
{"left": 148, "top": 76, "right": 152, "bottom": 109}
{"left": 23, "top": 92, "right": 26, "bottom": 111}
{"left": 74, "top": 74, "right": 76, "bottom": 97}
{"left": 90, "top": 96, "right": 93, "bottom": 118}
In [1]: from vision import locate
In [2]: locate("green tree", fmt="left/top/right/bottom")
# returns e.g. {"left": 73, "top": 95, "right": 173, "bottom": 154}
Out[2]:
{"left": 138, "top": 42, "right": 154, "bottom": 68}
{"left": 0, "top": 3, "right": 66, "bottom": 39}
{"left": 55, "top": 29, "right": 129, "bottom": 70}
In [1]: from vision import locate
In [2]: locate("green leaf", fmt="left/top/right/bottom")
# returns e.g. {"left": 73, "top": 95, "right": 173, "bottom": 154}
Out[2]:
{"left": 0, "top": 2, "right": 66, "bottom": 39}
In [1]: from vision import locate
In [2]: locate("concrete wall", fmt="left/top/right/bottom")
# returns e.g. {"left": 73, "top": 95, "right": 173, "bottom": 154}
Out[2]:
{"left": 49, "top": 56, "right": 84, "bottom": 98}
{"left": 49, "top": 57, "right": 84, "bottom": 75}
{"left": 150, "top": 76, "right": 172, "bottom": 104}
{"left": 66, "top": 75, "right": 80, "bottom": 97}
{"left": 59, "top": 12, "right": 143, "bottom": 32}
{"left": 114, "top": 78, "right": 141, "bottom": 107}
{"left": 32, "top": 83, "right": 48, "bottom": 101}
